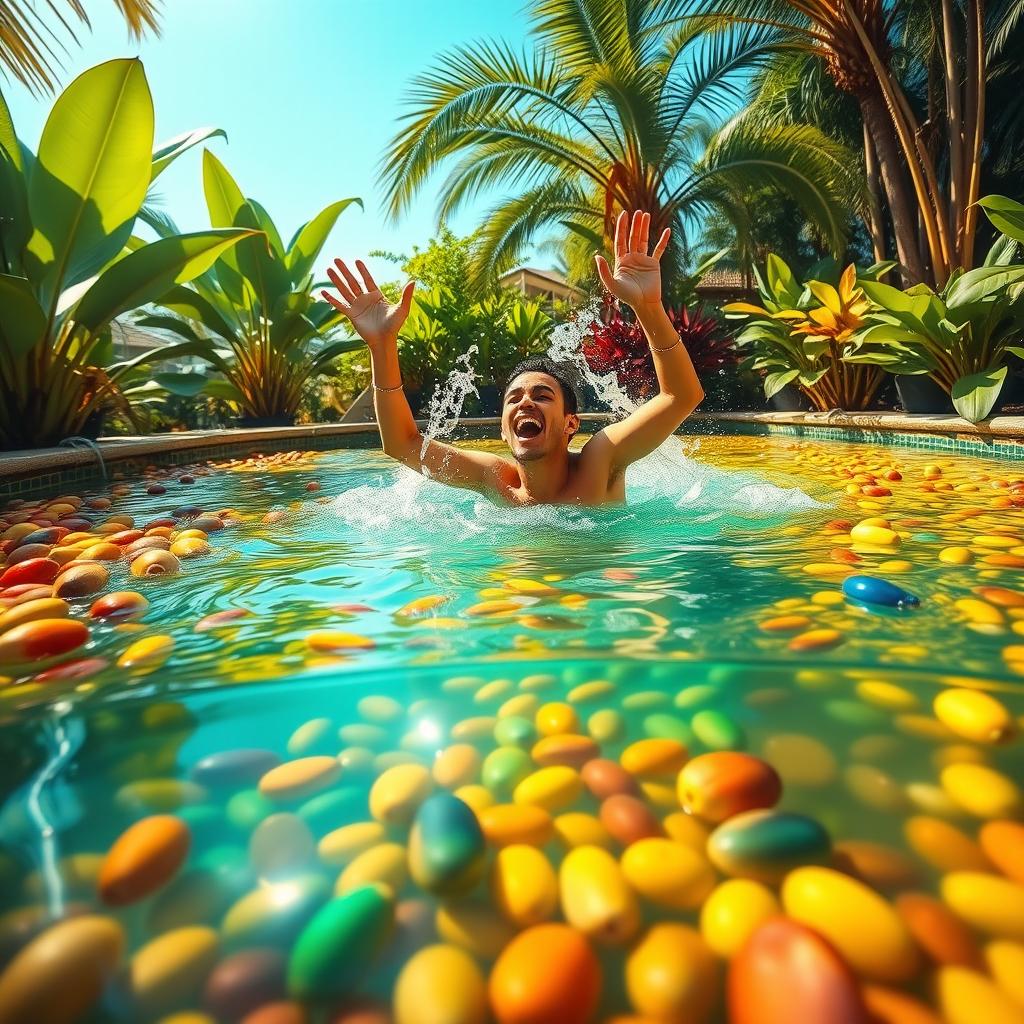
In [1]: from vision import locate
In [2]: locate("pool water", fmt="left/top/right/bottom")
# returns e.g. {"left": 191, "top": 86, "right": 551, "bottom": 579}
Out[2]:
{"left": 1, "top": 432, "right": 1023, "bottom": 1023}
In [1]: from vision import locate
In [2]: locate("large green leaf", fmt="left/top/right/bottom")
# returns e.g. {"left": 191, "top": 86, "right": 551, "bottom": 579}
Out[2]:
{"left": 764, "top": 368, "right": 799, "bottom": 398}
{"left": 765, "top": 254, "right": 799, "bottom": 305}
{"left": 945, "top": 265, "right": 1024, "bottom": 308}
{"left": 977, "top": 196, "right": 1024, "bottom": 244}
{"left": 202, "top": 149, "right": 245, "bottom": 229}
{"left": 286, "top": 197, "right": 363, "bottom": 284}
{"left": 73, "top": 229, "right": 256, "bottom": 332}
{"left": 151, "top": 127, "right": 227, "bottom": 182}
{"left": 858, "top": 279, "right": 918, "bottom": 313}
{"left": 951, "top": 366, "right": 1008, "bottom": 423}
{"left": 246, "top": 199, "right": 285, "bottom": 258}
{"left": 154, "top": 371, "right": 211, "bottom": 396}
{"left": 151, "top": 285, "right": 238, "bottom": 343}
{"left": 0, "top": 90, "right": 30, "bottom": 269}
{"left": 0, "top": 274, "right": 45, "bottom": 355}
{"left": 26, "top": 59, "right": 154, "bottom": 311}
{"left": 234, "top": 202, "right": 291, "bottom": 312}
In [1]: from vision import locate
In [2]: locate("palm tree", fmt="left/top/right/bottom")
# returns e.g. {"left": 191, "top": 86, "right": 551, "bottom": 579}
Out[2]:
{"left": 660, "top": 0, "right": 1024, "bottom": 285}
{"left": 0, "top": 0, "right": 160, "bottom": 94}
{"left": 381, "top": 0, "right": 863, "bottom": 298}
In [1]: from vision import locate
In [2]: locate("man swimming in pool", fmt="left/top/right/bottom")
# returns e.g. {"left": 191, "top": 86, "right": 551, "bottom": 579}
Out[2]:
{"left": 321, "top": 209, "right": 704, "bottom": 506}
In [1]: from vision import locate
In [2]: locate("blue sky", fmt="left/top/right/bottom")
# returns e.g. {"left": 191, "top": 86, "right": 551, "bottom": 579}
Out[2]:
{"left": 5, "top": 0, "right": 540, "bottom": 283}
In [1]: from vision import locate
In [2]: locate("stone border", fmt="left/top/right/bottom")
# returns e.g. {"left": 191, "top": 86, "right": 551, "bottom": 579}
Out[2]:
{"left": 2, "top": 409, "right": 1022, "bottom": 497}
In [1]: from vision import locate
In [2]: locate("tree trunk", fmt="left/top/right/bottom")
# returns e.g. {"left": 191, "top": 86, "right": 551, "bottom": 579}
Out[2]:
{"left": 862, "top": 123, "right": 887, "bottom": 264}
{"left": 859, "top": 90, "right": 928, "bottom": 284}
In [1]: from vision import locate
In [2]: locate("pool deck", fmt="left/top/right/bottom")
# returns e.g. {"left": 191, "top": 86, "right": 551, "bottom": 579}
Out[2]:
{"left": 1, "top": 410, "right": 1022, "bottom": 493}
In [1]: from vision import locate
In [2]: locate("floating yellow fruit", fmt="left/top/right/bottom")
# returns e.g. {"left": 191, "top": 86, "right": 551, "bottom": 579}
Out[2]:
{"left": 491, "top": 844, "right": 558, "bottom": 927}
{"left": 781, "top": 866, "right": 919, "bottom": 982}
{"left": 700, "top": 878, "right": 780, "bottom": 957}
{"left": 559, "top": 845, "right": 640, "bottom": 944}
{"left": 117, "top": 634, "right": 174, "bottom": 672}
{"left": 933, "top": 688, "right": 1016, "bottom": 744}
{"left": 620, "top": 838, "right": 716, "bottom": 910}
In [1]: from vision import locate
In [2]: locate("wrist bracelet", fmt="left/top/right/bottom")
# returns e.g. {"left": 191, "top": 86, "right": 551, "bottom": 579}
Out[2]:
{"left": 650, "top": 338, "right": 681, "bottom": 353}
{"left": 373, "top": 382, "right": 404, "bottom": 393}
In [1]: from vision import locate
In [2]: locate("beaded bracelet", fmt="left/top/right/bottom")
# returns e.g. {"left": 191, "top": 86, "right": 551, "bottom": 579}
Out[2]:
{"left": 650, "top": 338, "right": 681, "bottom": 353}
{"left": 373, "top": 382, "right": 404, "bottom": 393}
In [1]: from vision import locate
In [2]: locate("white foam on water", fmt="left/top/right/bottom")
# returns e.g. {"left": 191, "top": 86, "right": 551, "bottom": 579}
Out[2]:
{"left": 332, "top": 298, "right": 822, "bottom": 542}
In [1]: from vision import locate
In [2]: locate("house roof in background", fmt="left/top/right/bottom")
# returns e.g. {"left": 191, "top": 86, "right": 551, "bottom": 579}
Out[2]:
{"left": 499, "top": 266, "right": 571, "bottom": 287}
{"left": 697, "top": 267, "right": 749, "bottom": 290}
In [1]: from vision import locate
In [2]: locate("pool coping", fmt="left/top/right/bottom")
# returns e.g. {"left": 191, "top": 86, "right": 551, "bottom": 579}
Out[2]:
{"left": 1, "top": 409, "right": 1022, "bottom": 497}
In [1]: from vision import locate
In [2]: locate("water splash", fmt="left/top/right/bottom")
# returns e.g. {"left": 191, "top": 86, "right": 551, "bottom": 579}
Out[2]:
{"left": 546, "top": 297, "right": 822, "bottom": 518}
{"left": 419, "top": 347, "right": 481, "bottom": 471}
{"left": 333, "top": 296, "right": 824, "bottom": 542}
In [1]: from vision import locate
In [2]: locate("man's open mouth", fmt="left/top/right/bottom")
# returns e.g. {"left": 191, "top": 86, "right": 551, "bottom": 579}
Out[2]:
{"left": 514, "top": 415, "right": 543, "bottom": 440}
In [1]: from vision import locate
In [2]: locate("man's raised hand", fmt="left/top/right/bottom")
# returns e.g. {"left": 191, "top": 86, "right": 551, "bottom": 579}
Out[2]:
{"left": 321, "top": 259, "right": 415, "bottom": 348}
{"left": 594, "top": 210, "right": 671, "bottom": 310}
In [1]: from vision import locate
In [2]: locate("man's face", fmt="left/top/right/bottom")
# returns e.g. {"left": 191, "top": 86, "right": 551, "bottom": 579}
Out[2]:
{"left": 500, "top": 371, "right": 579, "bottom": 463}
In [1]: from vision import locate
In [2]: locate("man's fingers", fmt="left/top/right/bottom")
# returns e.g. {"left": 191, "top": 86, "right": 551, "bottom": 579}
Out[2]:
{"left": 614, "top": 210, "right": 628, "bottom": 259}
{"left": 334, "top": 258, "right": 362, "bottom": 295}
{"left": 651, "top": 227, "right": 671, "bottom": 261}
{"left": 398, "top": 280, "right": 416, "bottom": 317}
{"left": 326, "top": 266, "right": 355, "bottom": 304}
{"left": 629, "top": 210, "right": 643, "bottom": 254}
{"left": 595, "top": 254, "right": 615, "bottom": 292}
{"left": 355, "top": 259, "right": 378, "bottom": 293}
{"left": 320, "top": 289, "right": 349, "bottom": 314}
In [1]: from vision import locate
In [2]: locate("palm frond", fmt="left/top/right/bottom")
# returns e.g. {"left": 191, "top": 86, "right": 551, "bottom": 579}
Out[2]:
{"left": 379, "top": 39, "right": 611, "bottom": 222}
{"left": 689, "top": 119, "right": 864, "bottom": 255}
{"left": 0, "top": 0, "right": 161, "bottom": 93}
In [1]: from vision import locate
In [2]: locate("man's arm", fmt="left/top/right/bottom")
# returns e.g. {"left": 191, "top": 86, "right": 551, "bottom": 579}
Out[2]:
{"left": 322, "top": 258, "right": 505, "bottom": 495}
{"left": 582, "top": 210, "right": 704, "bottom": 478}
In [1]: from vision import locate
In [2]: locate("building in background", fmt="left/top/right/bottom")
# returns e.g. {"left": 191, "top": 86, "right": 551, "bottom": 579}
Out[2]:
{"left": 499, "top": 266, "right": 584, "bottom": 305}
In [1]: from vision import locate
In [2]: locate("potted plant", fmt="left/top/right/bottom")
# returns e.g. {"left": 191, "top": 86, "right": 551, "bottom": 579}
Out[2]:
{"left": 723, "top": 256, "right": 890, "bottom": 413}
{"left": 0, "top": 60, "right": 248, "bottom": 450}
{"left": 141, "top": 151, "right": 364, "bottom": 426}
{"left": 847, "top": 267, "right": 1024, "bottom": 421}
{"left": 843, "top": 196, "right": 1024, "bottom": 422}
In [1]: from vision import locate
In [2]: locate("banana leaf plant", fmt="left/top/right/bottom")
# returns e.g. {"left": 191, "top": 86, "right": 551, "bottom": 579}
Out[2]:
{"left": 840, "top": 196, "right": 1024, "bottom": 422}
{"left": 142, "top": 151, "right": 363, "bottom": 420}
{"left": 0, "top": 58, "right": 250, "bottom": 450}
{"left": 724, "top": 256, "right": 893, "bottom": 411}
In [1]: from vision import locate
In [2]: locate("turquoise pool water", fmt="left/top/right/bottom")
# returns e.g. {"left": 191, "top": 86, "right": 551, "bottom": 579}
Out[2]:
{"left": 1, "top": 433, "right": 1023, "bottom": 1022}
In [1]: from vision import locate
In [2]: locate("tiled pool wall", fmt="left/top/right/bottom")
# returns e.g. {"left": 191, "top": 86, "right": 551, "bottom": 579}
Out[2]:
{"left": 692, "top": 419, "right": 1024, "bottom": 458}
{"left": 2, "top": 419, "right": 1023, "bottom": 498}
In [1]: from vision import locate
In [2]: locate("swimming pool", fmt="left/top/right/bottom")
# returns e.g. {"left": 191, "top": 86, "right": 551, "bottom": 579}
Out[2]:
{"left": 1, "top": 431, "right": 1023, "bottom": 1023}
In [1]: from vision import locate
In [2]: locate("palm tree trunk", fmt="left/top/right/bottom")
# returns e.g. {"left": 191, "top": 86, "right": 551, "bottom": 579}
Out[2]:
{"left": 859, "top": 90, "right": 928, "bottom": 284}
{"left": 862, "top": 123, "right": 887, "bottom": 264}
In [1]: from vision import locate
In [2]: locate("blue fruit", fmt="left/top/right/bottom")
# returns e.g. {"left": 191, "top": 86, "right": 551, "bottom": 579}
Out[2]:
{"left": 842, "top": 575, "right": 920, "bottom": 609}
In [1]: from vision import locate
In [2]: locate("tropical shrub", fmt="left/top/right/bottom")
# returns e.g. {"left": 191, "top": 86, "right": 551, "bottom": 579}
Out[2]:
{"left": 0, "top": 59, "right": 250, "bottom": 450}
{"left": 141, "top": 151, "right": 363, "bottom": 422}
{"left": 840, "top": 194, "right": 1024, "bottom": 422}
{"left": 724, "top": 256, "right": 888, "bottom": 411}
{"left": 395, "top": 286, "right": 552, "bottom": 413}
{"left": 582, "top": 304, "right": 737, "bottom": 405}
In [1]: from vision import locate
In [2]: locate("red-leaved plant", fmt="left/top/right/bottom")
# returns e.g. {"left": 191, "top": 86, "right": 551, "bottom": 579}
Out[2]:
{"left": 582, "top": 301, "right": 737, "bottom": 402}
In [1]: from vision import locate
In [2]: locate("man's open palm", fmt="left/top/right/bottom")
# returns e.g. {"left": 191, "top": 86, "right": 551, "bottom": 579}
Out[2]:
{"left": 595, "top": 210, "right": 671, "bottom": 308}
{"left": 321, "top": 259, "right": 415, "bottom": 348}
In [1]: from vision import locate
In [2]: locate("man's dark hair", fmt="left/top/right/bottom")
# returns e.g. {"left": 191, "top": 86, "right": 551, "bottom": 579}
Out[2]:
{"left": 503, "top": 357, "right": 580, "bottom": 414}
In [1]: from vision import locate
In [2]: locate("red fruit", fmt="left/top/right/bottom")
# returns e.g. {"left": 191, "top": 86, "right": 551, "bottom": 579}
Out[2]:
{"left": 0, "top": 558, "right": 60, "bottom": 587}
{"left": 677, "top": 752, "right": 782, "bottom": 823}
{"left": 0, "top": 619, "right": 89, "bottom": 663}
{"left": 729, "top": 918, "right": 869, "bottom": 1024}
